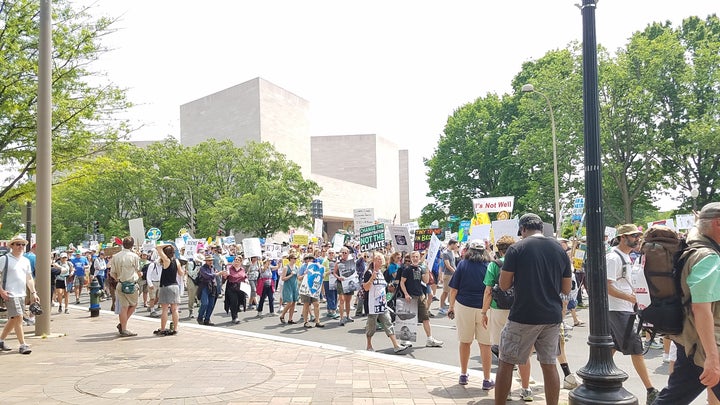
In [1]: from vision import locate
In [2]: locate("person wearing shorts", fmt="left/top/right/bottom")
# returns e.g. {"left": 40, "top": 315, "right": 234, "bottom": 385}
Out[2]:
{"left": 109, "top": 236, "right": 141, "bottom": 337}
{"left": 494, "top": 214, "right": 572, "bottom": 405}
{"left": 399, "top": 251, "right": 443, "bottom": 348}
{"left": 0, "top": 236, "right": 38, "bottom": 354}
{"left": 154, "top": 244, "right": 183, "bottom": 336}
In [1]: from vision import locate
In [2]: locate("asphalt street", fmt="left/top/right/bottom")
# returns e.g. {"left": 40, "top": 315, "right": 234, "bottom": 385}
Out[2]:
{"left": 74, "top": 283, "right": 707, "bottom": 405}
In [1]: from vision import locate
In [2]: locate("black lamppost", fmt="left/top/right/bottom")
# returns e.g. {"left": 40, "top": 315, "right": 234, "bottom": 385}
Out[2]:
{"left": 569, "top": 1, "right": 637, "bottom": 404}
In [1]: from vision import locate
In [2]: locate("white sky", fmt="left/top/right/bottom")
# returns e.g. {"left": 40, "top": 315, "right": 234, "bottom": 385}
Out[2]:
{"left": 81, "top": 1, "right": 717, "bottom": 217}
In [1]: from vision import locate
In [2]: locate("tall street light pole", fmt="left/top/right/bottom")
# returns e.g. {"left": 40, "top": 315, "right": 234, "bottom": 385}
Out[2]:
{"left": 570, "top": 1, "right": 637, "bottom": 403}
{"left": 521, "top": 84, "right": 562, "bottom": 236}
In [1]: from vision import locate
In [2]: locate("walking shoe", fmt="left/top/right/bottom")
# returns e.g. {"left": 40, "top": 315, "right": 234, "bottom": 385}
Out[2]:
{"left": 150, "top": 310, "right": 159, "bottom": 317}
{"left": 428, "top": 311, "right": 436, "bottom": 317}
{"left": 426, "top": 337, "right": 444, "bottom": 347}
{"left": 400, "top": 340, "right": 413, "bottom": 348}
{"left": 18, "top": 344, "right": 32, "bottom": 355}
{"left": 233, "top": 318, "right": 240, "bottom": 324}
{"left": 315, "top": 322, "right": 325, "bottom": 328}
{"left": 75, "top": 299, "right": 80, "bottom": 304}
{"left": 647, "top": 340, "right": 663, "bottom": 350}
{"left": 520, "top": 387, "right": 533, "bottom": 401}
{"left": 646, "top": 388, "right": 659, "bottom": 405}
{"left": 346, "top": 317, "right": 354, "bottom": 323}
{"left": 331, "top": 313, "right": 340, "bottom": 319}
{"left": 0, "top": 340, "right": 11, "bottom": 351}
{"left": 562, "top": 322, "right": 574, "bottom": 331}
{"left": 64, "top": 308, "right": 69, "bottom": 314}
{"left": 563, "top": 374, "right": 579, "bottom": 389}
{"left": 482, "top": 379, "right": 495, "bottom": 390}
{"left": 458, "top": 374, "right": 469, "bottom": 385}
{"left": 393, "top": 344, "right": 409, "bottom": 354}
{"left": 662, "top": 353, "right": 670, "bottom": 363}
{"left": 437, "top": 308, "right": 448, "bottom": 315}
{"left": 120, "top": 330, "right": 137, "bottom": 337}
{"left": 58, "top": 305, "right": 62, "bottom": 313}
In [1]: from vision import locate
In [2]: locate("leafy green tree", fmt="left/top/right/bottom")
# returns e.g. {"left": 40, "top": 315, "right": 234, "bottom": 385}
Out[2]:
{"left": 0, "top": 0, "right": 132, "bottom": 213}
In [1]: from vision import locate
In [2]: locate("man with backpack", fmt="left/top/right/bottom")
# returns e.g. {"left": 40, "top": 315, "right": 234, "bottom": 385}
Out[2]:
{"left": 606, "top": 224, "right": 659, "bottom": 405}
{"left": 654, "top": 203, "right": 720, "bottom": 404}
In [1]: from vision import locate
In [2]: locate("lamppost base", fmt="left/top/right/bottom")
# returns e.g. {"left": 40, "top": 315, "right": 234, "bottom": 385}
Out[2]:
{"left": 569, "top": 385, "right": 638, "bottom": 405}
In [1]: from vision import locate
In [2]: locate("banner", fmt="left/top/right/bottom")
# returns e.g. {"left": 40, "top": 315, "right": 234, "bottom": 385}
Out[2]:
{"left": 298, "top": 262, "right": 325, "bottom": 298}
{"left": 394, "top": 297, "right": 418, "bottom": 342}
{"left": 265, "top": 243, "right": 282, "bottom": 259}
{"left": 413, "top": 228, "right": 442, "bottom": 251}
{"left": 359, "top": 223, "right": 385, "bottom": 252}
{"left": 389, "top": 225, "right": 412, "bottom": 252}
{"left": 353, "top": 208, "right": 375, "bottom": 232}
{"left": 571, "top": 197, "right": 585, "bottom": 222}
{"left": 472, "top": 196, "right": 514, "bottom": 214}
{"left": 242, "top": 238, "right": 262, "bottom": 258}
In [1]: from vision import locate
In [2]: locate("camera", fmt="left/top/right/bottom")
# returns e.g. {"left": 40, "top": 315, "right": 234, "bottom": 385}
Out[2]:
{"left": 29, "top": 302, "right": 43, "bottom": 315}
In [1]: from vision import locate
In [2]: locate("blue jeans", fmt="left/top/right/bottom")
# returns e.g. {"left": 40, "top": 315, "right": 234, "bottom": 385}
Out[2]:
{"left": 323, "top": 281, "right": 337, "bottom": 311}
{"left": 198, "top": 286, "right": 217, "bottom": 322}
{"left": 654, "top": 343, "right": 720, "bottom": 404}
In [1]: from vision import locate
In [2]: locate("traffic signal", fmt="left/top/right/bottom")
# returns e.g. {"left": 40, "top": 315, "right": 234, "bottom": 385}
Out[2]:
{"left": 311, "top": 199, "right": 323, "bottom": 218}
{"left": 93, "top": 221, "right": 100, "bottom": 234}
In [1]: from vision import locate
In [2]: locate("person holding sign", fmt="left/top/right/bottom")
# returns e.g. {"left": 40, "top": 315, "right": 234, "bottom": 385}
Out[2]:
{"left": 334, "top": 248, "right": 358, "bottom": 326}
{"left": 298, "top": 254, "right": 325, "bottom": 328}
{"left": 223, "top": 257, "right": 248, "bottom": 323}
{"left": 399, "top": 251, "right": 443, "bottom": 348}
{"left": 363, "top": 252, "right": 409, "bottom": 354}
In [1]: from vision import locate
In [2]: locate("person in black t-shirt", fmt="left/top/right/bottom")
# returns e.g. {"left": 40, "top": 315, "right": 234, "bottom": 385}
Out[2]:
{"left": 494, "top": 213, "right": 572, "bottom": 405}
{"left": 399, "top": 251, "right": 443, "bottom": 348}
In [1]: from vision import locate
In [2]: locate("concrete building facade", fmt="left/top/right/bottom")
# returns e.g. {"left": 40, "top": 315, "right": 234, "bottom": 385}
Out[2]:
{"left": 179, "top": 77, "right": 410, "bottom": 236}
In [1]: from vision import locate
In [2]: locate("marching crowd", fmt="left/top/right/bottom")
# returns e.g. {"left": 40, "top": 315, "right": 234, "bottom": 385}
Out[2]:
{"left": 2, "top": 203, "right": 720, "bottom": 405}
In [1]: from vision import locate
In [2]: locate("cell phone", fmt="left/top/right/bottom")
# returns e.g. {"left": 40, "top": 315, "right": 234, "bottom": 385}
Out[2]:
{"left": 447, "top": 310, "right": 455, "bottom": 320}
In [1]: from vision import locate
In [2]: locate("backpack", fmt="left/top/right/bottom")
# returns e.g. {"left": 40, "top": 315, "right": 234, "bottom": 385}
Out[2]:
{"left": 637, "top": 225, "right": 689, "bottom": 338}
{"left": 489, "top": 260, "right": 514, "bottom": 310}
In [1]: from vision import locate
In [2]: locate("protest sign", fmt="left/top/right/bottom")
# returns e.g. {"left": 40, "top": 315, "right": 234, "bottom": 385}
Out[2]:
{"left": 458, "top": 220, "right": 471, "bottom": 242}
{"left": 413, "top": 228, "right": 442, "bottom": 251}
{"left": 426, "top": 233, "right": 442, "bottom": 271}
{"left": 359, "top": 223, "right": 385, "bottom": 252}
{"left": 265, "top": 243, "right": 282, "bottom": 259}
{"left": 675, "top": 214, "right": 695, "bottom": 230}
{"left": 469, "top": 224, "right": 491, "bottom": 241}
{"left": 353, "top": 208, "right": 375, "bottom": 232}
{"left": 605, "top": 226, "right": 617, "bottom": 242}
{"left": 491, "top": 219, "right": 520, "bottom": 242}
{"left": 394, "top": 297, "right": 418, "bottom": 342}
{"left": 183, "top": 239, "right": 200, "bottom": 260}
{"left": 128, "top": 218, "right": 145, "bottom": 249}
{"left": 242, "top": 238, "right": 262, "bottom": 258}
{"left": 298, "top": 262, "right": 325, "bottom": 298}
{"left": 313, "top": 218, "right": 324, "bottom": 238}
{"left": 332, "top": 233, "right": 347, "bottom": 252}
{"left": 292, "top": 234, "right": 309, "bottom": 246}
{"left": 648, "top": 219, "right": 676, "bottom": 231}
{"left": 472, "top": 196, "right": 515, "bottom": 214}
{"left": 389, "top": 226, "right": 412, "bottom": 252}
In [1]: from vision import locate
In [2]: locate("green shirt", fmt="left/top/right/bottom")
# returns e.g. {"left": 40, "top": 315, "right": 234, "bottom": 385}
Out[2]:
{"left": 483, "top": 258, "right": 504, "bottom": 309}
{"left": 687, "top": 253, "right": 720, "bottom": 303}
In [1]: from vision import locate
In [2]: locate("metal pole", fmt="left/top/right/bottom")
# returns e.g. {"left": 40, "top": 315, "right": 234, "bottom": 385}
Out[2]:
{"left": 35, "top": 0, "right": 53, "bottom": 336}
{"left": 569, "top": 1, "right": 636, "bottom": 403}
{"left": 537, "top": 90, "right": 562, "bottom": 236}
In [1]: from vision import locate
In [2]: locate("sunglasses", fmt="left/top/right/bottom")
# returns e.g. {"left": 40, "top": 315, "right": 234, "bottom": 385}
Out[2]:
{"left": 12, "top": 243, "right": 27, "bottom": 247}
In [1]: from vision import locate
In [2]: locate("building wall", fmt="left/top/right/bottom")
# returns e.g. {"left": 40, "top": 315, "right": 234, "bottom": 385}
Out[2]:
{"left": 398, "top": 149, "right": 410, "bottom": 224}
{"left": 311, "top": 135, "right": 377, "bottom": 188}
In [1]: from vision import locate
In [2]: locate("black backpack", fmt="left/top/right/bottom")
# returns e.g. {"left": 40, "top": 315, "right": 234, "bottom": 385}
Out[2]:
{"left": 489, "top": 260, "right": 514, "bottom": 309}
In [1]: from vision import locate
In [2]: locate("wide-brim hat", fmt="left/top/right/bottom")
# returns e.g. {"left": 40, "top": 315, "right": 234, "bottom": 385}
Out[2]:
{"left": 616, "top": 223, "right": 642, "bottom": 236}
{"left": 9, "top": 236, "right": 28, "bottom": 245}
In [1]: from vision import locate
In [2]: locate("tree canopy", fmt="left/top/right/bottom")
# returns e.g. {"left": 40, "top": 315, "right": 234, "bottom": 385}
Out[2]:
{"left": 422, "top": 14, "right": 720, "bottom": 230}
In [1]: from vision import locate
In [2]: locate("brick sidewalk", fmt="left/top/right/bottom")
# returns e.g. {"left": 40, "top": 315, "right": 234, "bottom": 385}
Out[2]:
{"left": 0, "top": 306, "right": 567, "bottom": 404}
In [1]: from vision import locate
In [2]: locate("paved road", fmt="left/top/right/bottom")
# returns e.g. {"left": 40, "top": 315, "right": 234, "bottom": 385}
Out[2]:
{"left": 73, "top": 283, "right": 707, "bottom": 405}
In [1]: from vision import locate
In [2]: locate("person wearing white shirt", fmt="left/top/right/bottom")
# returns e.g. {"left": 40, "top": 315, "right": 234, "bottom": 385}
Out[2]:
{"left": 0, "top": 236, "right": 38, "bottom": 354}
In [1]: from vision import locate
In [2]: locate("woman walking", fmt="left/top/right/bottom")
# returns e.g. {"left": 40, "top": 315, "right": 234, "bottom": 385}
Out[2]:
{"left": 278, "top": 254, "right": 299, "bottom": 324}
{"left": 224, "top": 257, "right": 248, "bottom": 323}
{"left": 154, "top": 244, "right": 184, "bottom": 336}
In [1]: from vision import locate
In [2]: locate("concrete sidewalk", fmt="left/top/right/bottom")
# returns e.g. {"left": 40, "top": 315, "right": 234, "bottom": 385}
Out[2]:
{"left": 0, "top": 305, "right": 570, "bottom": 404}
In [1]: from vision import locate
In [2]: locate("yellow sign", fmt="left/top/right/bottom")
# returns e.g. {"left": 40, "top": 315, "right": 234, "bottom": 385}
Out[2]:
{"left": 292, "top": 234, "right": 309, "bottom": 246}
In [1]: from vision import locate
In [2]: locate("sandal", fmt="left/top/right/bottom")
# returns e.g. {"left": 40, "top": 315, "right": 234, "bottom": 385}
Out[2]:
{"left": 287, "top": 320, "right": 296, "bottom": 324}
{"left": 279, "top": 316, "right": 286, "bottom": 324}
{"left": 574, "top": 321, "right": 585, "bottom": 327}
{"left": 153, "top": 329, "right": 165, "bottom": 335}
{"left": 303, "top": 322, "right": 313, "bottom": 328}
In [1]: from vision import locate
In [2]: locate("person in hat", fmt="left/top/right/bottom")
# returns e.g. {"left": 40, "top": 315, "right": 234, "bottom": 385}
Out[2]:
{"left": 605, "top": 223, "right": 659, "bottom": 404}
{"left": 196, "top": 254, "right": 227, "bottom": 326}
{"left": 298, "top": 254, "right": 324, "bottom": 328}
{"left": 0, "top": 236, "right": 38, "bottom": 354}
{"left": 654, "top": 202, "right": 720, "bottom": 404}
{"left": 494, "top": 213, "right": 572, "bottom": 404}
{"left": 184, "top": 253, "right": 204, "bottom": 319}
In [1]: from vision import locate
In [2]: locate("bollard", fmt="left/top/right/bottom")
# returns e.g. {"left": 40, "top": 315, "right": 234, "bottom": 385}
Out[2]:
{"left": 89, "top": 278, "right": 103, "bottom": 317}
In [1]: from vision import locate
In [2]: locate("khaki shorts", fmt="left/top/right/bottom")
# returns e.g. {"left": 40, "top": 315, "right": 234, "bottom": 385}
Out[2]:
{"left": 366, "top": 311, "right": 394, "bottom": 337}
{"left": 117, "top": 289, "right": 139, "bottom": 308}
{"left": 149, "top": 281, "right": 160, "bottom": 300}
{"left": 442, "top": 273, "right": 454, "bottom": 288}
{"left": 454, "top": 301, "right": 491, "bottom": 345}
{"left": 499, "top": 320, "right": 560, "bottom": 365}
{"left": 300, "top": 295, "right": 319, "bottom": 304}
{"left": 415, "top": 295, "right": 430, "bottom": 322}
{"left": 488, "top": 307, "right": 510, "bottom": 346}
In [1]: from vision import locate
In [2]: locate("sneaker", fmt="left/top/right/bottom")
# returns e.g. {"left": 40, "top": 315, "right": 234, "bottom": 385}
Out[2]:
{"left": 150, "top": 310, "right": 159, "bottom": 317}
{"left": 75, "top": 299, "right": 80, "bottom": 304}
{"left": 437, "top": 308, "right": 448, "bottom": 315}
{"left": 562, "top": 322, "right": 574, "bottom": 331}
{"left": 393, "top": 344, "right": 409, "bottom": 354}
{"left": 458, "top": 374, "right": 469, "bottom": 385}
{"left": 339, "top": 319, "right": 345, "bottom": 326}
{"left": 647, "top": 340, "right": 663, "bottom": 350}
{"left": 482, "top": 379, "right": 495, "bottom": 390}
{"left": 346, "top": 317, "right": 354, "bottom": 323}
{"left": 520, "top": 387, "right": 533, "bottom": 401}
{"left": 119, "top": 330, "right": 137, "bottom": 337}
{"left": 0, "top": 341, "right": 11, "bottom": 351}
{"left": 662, "top": 353, "right": 670, "bottom": 363}
{"left": 428, "top": 311, "right": 436, "bottom": 318}
{"left": 563, "top": 374, "right": 578, "bottom": 389}
{"left": 400, "top": 340, "right": 413, "bottom": 348}
{"left": 331, "top": 313, "right": 340, "bottom": 319}
{"left": 432, "top": 296, "right": 439, "bottom": 302}
{"left": 647, "top": 388, "right": 659, "bottom": 405}
{"left": 18, "top": 344, "right": 32, "bottom": 355}
{"left": 426, "top": 337, "right": 444, "bottom": 347}
{"left": 24, "top": 317, "right": 35, "bottom": 326}
{"left": 147, "top": 307, "right": 152, "bottom": 312}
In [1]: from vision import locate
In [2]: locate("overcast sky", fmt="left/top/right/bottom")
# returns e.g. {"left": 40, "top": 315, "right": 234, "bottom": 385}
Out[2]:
{"left": 81, "top": 1, "right": 717, "bottom": 217}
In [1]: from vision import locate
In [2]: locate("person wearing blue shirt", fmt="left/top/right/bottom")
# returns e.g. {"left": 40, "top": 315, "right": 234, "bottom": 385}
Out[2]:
{"left": 70, "top": 251, "right": 89, "bottom": 304}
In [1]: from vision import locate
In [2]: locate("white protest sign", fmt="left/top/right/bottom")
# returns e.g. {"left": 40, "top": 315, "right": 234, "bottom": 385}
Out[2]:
{"left": 394, "top": 297, "right": 418, "bottom": 342}
{"left": 605, "top": 226, "right": 617, "bottom": 241}
{"left": 128, "top": 218, "right": 145, "bottom": 248}
{"left": 353, "top": 208, "right": 375, "bottom": 232}
{"left": 472, "top": 196, "right": 515, "bottom": 214}
{"left": 242, "top": 238, "right": 262, "bottom": 258}
{"left": 648, "top": 219, "right": 676, "bottom": 231}
{"left": 389, "top": 225, "right": 412, "bottom": 252}
{"left": 314, "top": 218, "right": 324, "bottom": 238}
{"left": 332, "top": 233, "right": 346, "bottom": 252}
{"left": 265, "top": 243, "right": 282, "bottom": 259}
{"left": 469, "top": 224, "right": 491, "bottom": 241}
{"left": 184, "top": 239, "right": 199, "bottom": 260}
{"left": 675, "top": 214, "right": 695, "bottom": 230}
{"left": 403, "top": 221, "right": 420, "bottom": 234}
{"left": 491, "top": 219, "right": 520, "bottom": 241}
{"left": 425, "top": 233, "right": 442, "bottom": 270}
